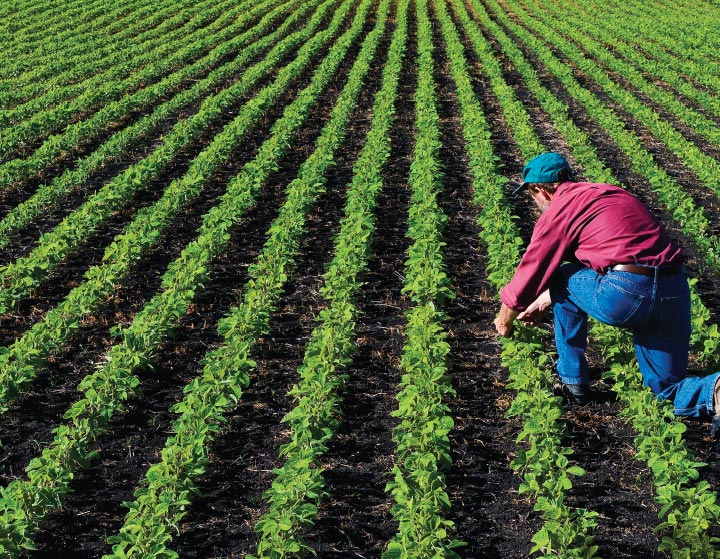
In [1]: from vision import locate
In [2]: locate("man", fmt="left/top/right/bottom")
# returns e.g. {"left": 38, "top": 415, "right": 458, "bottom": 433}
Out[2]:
{"left": 494, "top": 152, "right": 720, "bottom": 432}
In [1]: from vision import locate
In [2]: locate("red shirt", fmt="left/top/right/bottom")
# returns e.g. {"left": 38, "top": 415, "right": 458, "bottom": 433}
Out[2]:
{"left": 500, "top": 181, "right": 683, "bottom": 311}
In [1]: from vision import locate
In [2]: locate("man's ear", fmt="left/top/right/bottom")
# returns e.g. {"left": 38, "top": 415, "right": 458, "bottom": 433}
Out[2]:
{"left": 536, "top": 186, "right": 554, "bottom": 202}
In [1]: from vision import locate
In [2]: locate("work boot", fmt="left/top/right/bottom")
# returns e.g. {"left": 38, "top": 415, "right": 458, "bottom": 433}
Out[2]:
{"left": 552, "top": 379, "right": 590, "bottom": 406}
{"left": 711, "top": 377, "right": 720, "bottom": 438}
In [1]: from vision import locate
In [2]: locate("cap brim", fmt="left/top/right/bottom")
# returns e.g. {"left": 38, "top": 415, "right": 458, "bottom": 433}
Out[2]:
{"left": 511, "top": 182, "right": 528, "bottom": 196}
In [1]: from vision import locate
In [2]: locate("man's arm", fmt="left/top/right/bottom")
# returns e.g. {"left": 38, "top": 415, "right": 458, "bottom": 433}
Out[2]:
{"left": 495, "top": 289, "right": 552, "bottom": 337}
{"left": 499, "top": 208, "right": 569, "bottom": 312}
{"left": 494, "top": 303, "right": 519, "bottom": 337}
{"left": 517, "top": 289, "right": 552, "bottom": 324}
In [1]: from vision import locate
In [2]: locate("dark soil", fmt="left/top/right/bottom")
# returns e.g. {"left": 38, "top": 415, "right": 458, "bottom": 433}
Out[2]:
{"left": 2, "top": 0, "right": 720, "bottom": 558}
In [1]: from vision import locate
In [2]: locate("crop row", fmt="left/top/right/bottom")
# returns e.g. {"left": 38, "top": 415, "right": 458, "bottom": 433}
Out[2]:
{"left": 582, "top": 0, "right": 720, "bottom": 71}
{"left": 0, "top": 0, "right": 152, "bottom": 73}
{"left": 0, "top": 0, "right": 94, "bottom": 39}
{"left": 446, "top": 0, "right": 720, "bottom": 554}
{"left": 0, "top": 0, "right": 260, "bottom": 158}
{"left": 102, "top": 0, "right": 387, "bottom": 553}
{"left": 0, "top": 0, "right": 342, "bottom": 413}
{"left": 0, "top": 0, "right": 338, "bottom": 326}
{"left": 249, "top": 0, "right": 408, "bottom": 555}
{"left": 443, "top": 0, "right": 600, "bottom": 555}
{"left": 466, "top": 0, "right": 720, "bottom": 554}
{"left": 479, "top": 0, "right": 720, "bottom": 347}
{"left": 1, "top": 0, "right": 718, "bottom": 555}
{"left": 541, "top": 0, "right": 720, "bottom": 120}
{"left": 503, "top": 0, "right": 720, "bottom": 215}
{"left": 0, "top": 0, "right": 279, "bottom": 191}
{"left": 1, "top": 0, "right": 184, "bottom": 97}
{"left": 2, "top": 0, "right": 238, "bottom": 133}
{"left": 0, "top": 0, "right": 307, "bottom": 240}
{"left": 1, "top": 0, "right": 207, "bottom": 111}
{"left": 382, "top": 0, "right": 463, "bottom": 556}
{"left": 529, "top": 0, "right": 720, "bottom": 146}
{"left": 0, "top": 0, "right": 372, "bottom": 554}
{"left": 453, "top": 0, "right": 718, "bottom": 362}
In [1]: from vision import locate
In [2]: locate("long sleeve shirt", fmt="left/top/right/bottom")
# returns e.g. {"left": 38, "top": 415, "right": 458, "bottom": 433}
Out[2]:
{"left": 500, "top": 181, "right": 683, "bottom": 311}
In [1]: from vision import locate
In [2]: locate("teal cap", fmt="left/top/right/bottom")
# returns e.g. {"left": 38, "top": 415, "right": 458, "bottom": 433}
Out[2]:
{"left": 512, "top": 152, "right": 572, "bottom": 195}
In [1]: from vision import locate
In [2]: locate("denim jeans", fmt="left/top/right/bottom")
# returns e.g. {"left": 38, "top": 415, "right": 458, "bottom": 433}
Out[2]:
{"left": 550, "top": 263, "right": 720, "bottom": 418}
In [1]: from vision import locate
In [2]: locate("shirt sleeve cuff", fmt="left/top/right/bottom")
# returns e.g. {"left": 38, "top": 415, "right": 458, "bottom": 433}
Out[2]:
{"left": 500, "top": 286, "right": 525, "bottom": 312}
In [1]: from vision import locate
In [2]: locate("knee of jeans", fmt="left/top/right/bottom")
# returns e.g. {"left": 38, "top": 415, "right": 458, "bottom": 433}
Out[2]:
{"left": 639, "top": 362, "right": 686, "bottom": 395}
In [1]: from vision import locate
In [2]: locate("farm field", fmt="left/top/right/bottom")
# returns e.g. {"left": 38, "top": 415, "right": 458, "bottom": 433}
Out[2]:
{"left": 1, "top": 0, "right": 720, "bottom": 557}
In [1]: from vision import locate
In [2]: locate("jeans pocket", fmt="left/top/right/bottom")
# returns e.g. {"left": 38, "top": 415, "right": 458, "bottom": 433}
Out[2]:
{"left": 594, "top": 276, "right": 646, "bottom": 327}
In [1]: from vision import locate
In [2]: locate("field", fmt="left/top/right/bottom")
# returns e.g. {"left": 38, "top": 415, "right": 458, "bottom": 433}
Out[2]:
{"left": 1, "top": 0, "right": 720, "bottom": 557}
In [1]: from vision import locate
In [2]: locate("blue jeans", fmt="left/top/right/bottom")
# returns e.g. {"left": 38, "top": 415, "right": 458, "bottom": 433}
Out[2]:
{"left": 550, "top": 263, "right": 720, "bottom": 418}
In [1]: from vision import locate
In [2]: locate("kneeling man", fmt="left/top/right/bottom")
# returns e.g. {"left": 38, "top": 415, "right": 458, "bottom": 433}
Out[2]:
{"left": 494, "top": 152, "right": 720, "bottom": 433}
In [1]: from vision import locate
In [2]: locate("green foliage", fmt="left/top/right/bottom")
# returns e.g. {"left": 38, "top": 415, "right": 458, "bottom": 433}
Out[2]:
{"left": 0, "top": 0, "right": 376, "bottom": 554}
{"left": 444, "top": 0, "right": 598, "bottom": 554}
{"left": 0, "top": 0, "right": 336, "bottom": 415}
{"left": 103, "top": 0, "right": 391, "bottom": 556}
{"left": 381, "top": 1, "right": 465, "bottom": 556}
{"left": 0, "top": 0, "right": 245, "bottom": 160}
{"left": 251, "top": 0, "right": 408, "bottom": 555}
{"left": 469, "top": 0, "right": 720, "bottom": 554}
{"left": 0, "top": 0, "right": 301, "bottom": 236}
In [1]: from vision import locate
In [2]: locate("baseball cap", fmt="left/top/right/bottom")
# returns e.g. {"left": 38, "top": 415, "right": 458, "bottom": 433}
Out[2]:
{"left": 512, "top": 152, "right": 572, "bottom": 195}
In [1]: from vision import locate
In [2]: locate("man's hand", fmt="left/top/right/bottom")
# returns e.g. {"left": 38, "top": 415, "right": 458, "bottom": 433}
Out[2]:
{"left": 517, "top": 289, "right": 552, "bottom": 325}
{"left": 494, "top": 303, "right": 519, "bottom": 338}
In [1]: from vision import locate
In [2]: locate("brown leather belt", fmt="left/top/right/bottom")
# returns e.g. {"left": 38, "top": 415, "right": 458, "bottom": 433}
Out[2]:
{"left": 611, "top": 263, "right": 682, "bottom": 276}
